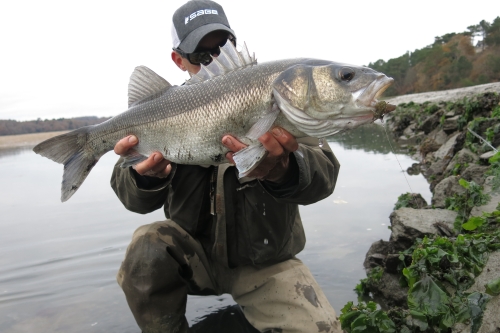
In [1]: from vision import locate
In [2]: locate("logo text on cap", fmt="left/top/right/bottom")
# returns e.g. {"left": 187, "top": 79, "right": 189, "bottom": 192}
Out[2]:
{"left": 185, "top": 9, "right": 219, "bottom": 24}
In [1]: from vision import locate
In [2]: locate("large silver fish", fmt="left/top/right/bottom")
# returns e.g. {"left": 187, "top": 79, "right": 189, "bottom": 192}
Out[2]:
{"left": 34, "top": 42, "right": 395, "bottom": 202}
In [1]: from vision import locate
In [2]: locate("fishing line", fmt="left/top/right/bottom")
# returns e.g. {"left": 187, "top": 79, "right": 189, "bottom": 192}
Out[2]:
{"left": 382, "top": 120, "right": 414, "bottom": 194}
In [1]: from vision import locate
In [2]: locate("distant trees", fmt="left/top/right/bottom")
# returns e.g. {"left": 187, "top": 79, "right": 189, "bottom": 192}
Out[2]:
{"left": 369, "top": 17, "right": 500, "bottom": 97}
{"left": 0, "top": 116, "right": 111, "bottom": 136}
{"left": 484, "top": 17, "right": 500, "bottom": 46}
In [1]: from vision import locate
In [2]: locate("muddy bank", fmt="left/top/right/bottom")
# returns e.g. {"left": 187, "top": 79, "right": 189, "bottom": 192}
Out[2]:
{"left": 0, "top": 131, "right": 67, "bottom": 149}
{"left": 386, "top": 82, "right": 500, "bottom": 106}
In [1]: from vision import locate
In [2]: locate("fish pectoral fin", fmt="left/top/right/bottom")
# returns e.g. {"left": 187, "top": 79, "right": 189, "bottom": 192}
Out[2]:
{"left": 245, "top": 104, "right": 280, "bottom": 140}
{"left": 120, "top": 151, "right": 148, "bottom": 168}
{"left": 232, "top": 143, "right": 267, "bottom": 178}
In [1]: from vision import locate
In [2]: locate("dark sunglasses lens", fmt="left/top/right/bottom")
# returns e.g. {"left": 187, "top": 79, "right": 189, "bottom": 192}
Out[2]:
{"left": 189, "top": 52, "right": 213, "bottom": 65}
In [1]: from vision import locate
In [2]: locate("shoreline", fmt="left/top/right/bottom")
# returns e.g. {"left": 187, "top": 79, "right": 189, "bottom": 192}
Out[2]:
{"left": 0, "top": 131, "right": 68, "bottom": 149}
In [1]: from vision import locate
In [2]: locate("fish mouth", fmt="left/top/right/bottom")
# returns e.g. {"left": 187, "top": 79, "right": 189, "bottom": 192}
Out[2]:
{"left": 352, "top": 76, "right": 396, "bottom": 118}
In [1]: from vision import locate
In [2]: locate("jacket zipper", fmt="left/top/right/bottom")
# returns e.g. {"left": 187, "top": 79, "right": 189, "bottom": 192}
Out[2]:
{"left": 210, "top": 166, "right": 218, "bottom": 215}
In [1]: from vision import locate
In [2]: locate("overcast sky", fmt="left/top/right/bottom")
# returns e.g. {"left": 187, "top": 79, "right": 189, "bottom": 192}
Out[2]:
{"left": 1, "top": 0, "right": 498, "bottom": 121}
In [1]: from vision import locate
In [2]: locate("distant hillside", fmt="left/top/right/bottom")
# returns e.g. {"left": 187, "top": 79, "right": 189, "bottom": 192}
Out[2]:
{"left": 0, "top": 117, "right": 111, "bottom": 136}
{"left": 370, "top": 17, "right": 500, "bottom": 97}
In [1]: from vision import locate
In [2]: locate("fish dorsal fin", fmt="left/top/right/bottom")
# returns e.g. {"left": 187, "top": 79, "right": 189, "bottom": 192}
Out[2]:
{"left": 186, "top": 41, "right": 257, "bottom": 85}
{"left": 128, "top": 66, "right": 172, "bottom": 107}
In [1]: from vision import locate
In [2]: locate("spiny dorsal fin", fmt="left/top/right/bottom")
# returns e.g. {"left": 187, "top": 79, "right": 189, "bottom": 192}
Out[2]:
{"left": 128, "top": 66, "right": 172, "bottom": 107}
{"left": 186, "top": 41, "right": 257, "bottom": 85}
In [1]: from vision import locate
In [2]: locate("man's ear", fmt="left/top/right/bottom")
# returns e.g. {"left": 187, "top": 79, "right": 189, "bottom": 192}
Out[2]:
{"left": 171, "top": 51, "right": 186, "bottom": 71}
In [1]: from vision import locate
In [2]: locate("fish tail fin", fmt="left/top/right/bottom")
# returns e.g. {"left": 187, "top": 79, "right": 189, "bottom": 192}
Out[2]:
{"left": 33, "top": 126, "right": 99, "bottom": 202}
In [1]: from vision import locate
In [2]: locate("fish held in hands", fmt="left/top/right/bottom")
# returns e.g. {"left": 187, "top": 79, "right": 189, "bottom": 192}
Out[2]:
{"left": 33, "top": 42, "right": 395, "bottom": 202}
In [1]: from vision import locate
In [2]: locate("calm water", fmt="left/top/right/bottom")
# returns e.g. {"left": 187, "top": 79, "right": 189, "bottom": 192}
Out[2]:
{"left": 0, "top": 124, "right": 431, "bottom": 332}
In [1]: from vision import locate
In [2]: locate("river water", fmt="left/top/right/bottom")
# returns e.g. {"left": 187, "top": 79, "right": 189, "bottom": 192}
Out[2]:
{"left": 0, "top": 124, "right": 431, "bottom": 332}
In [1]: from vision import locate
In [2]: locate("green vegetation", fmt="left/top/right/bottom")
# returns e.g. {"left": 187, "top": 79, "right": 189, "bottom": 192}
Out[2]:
{"left": 341, "top": 225, "right": 500, "bottom": 333}
{"left": 486, "top": 152, "right": 500, "bottom": 192}
{"left": 340, "top": 301, "right": 396, "bottom": 332}
{"left": 340, "top": 148, "right": 500, "bottom": 332}
{"left": 370, "top": 17, "right": 500, "bottom": 97}
{"left": 394, "top": 193, "right": 426, "bottom": 210}
{"left": 389, "top": 93, "right": 500, "bottom": 157}
{"left": 355, "top": 266, "right": 384, "bottom": 297}
{"left": 445, "top": 179, "right": 491, "bottom": 231}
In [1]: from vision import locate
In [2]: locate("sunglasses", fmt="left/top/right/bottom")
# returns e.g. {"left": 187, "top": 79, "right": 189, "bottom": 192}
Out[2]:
{"left": 175, "top": 36, "right": 236, "bottom": 66}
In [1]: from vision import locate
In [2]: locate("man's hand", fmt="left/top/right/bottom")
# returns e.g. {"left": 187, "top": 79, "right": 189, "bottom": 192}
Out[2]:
{"left": 114, "top": 135, "right": 172, "bottom": 178}
{"left": 222, "top": 127, "right": 299, "bottom": 183}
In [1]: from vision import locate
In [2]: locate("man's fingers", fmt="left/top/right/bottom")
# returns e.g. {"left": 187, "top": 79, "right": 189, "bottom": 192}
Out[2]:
{"left": 114, "top": 135, "right": 139, "bottom": 155}
{"left": 225, "top": 152, "right": 235, "bottom": 165}
{"left": 133, "top": 152, "right": 170, "bottom": 177}
{"left": 270, "top": 127, "right": 299, "bottom": 152}
{"left": 258, "top": 133, "right": 284, "bottom": 158}
{"left": 222, "top": 135, "right": 247, "bottom": 153}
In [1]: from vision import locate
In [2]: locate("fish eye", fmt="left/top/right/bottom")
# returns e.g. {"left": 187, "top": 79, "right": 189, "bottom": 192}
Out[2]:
{"left": 339, "top": 68, "right": 355, "bottom": 81}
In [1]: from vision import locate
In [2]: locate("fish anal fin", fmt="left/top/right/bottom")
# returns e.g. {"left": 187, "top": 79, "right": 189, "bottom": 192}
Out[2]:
{"left": 120, "top": 150, "right": 148, "bottom": 168}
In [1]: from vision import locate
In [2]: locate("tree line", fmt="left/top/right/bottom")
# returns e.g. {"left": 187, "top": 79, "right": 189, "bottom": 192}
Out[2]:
{"left": 0, "top": 117, "right": 111, "bottom": 136}
{"left": 369, "top": 17, "right": 500, "bottom": 97}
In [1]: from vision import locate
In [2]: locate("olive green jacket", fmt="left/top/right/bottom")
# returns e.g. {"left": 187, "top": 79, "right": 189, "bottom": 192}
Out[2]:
{"left": 111, "top": 138, "right": 340, "bottom": 268}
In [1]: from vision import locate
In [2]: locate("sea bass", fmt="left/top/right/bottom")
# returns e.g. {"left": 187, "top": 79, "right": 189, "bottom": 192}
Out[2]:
{"left": 34, "top": 42, "right": 395, "bottom": 202}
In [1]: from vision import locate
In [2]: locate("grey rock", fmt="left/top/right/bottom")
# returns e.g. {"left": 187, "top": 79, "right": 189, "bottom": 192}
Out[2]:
{"left": 428, "top": 128, "right": 449, "bottom": 146}
{"left": 432, "top": 176, "right": 466, "bottom": 208}
{"left": 425, "top": 133, "right": 461, "bottom": 180}
{"left": 385, "top": 254, "right": 403, "bottom": 274}
{"left": 389, "top": 208, "right": 458, "bottom": 250}
{"left": 435, "top": 132, "right": 461, "bottom": 161}
{"left": 363, "top": 240, "right": 392, "bottom": 269}
{"left": 461, "top": 164, "right": 490, "bottom": 185}
{"left": 418, "top": 113, "right": 441, "bottom": 134}
{"left": 444, "top": 148, "right": 479, "bottom": 175}
{"left": 480, "top": 151, "right": 497, "bottom": 162}
{"left": 471, "top": 176, "right": 500, "bottom": 216}
{"left": 442, "top": 115, "right": 460, "bottom": 133}
{"left": 452, "top": 251, "right": 500, "bottom": 333}
{"left": 399, "top": 131, "right": 426, "bottom": 146}
{"left": 403, "top": 123, "right": 416, "bottom": 137}
{"left": 419, "top": 137, "right": 442, "bottom": 159}
{"left": 425, "top": 159, "right": 449, "bottom": 180}
{"left": 367, "top": 272, "right": 409, "bottom": 308}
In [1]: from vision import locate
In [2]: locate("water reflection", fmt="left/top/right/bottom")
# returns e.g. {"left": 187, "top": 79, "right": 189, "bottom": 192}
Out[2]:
{"left": 190, "top": 305, "right": 258, "bottom": 333}
{"left": 0, "top": 146, "right": 34, "bottom": 158}
{"left": 0, "top": 126, "right": 431, "bottom": 332}
{"left": 330, "top": 122, "right": 404, "bottom": 154}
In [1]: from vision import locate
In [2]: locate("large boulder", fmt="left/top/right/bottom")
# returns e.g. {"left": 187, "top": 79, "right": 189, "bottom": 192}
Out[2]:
{"left": 432, "top": 176, "right": 467, "bottom": 208}
{"left": 452, "top": 251, "right": 500, "bottom": 333}
{"left": 389, "top": 208, "right": 457, "bottom": 250}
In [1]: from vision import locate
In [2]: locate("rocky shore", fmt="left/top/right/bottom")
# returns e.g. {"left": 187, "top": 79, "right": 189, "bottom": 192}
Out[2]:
{"left": 345, "top": 83, "right": 500, "bottom": 332}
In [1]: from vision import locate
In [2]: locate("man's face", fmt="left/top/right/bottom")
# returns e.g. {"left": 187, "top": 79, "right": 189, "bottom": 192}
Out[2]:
{"left": 174, "top": 30, "right": 230, "bottom": 75}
